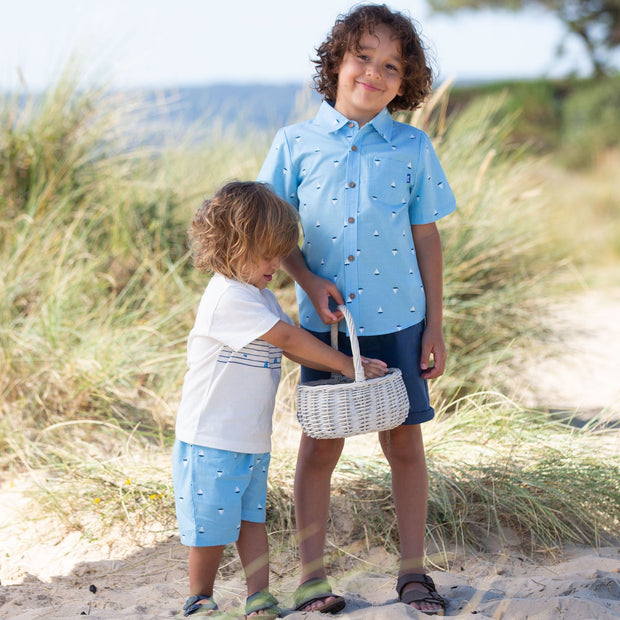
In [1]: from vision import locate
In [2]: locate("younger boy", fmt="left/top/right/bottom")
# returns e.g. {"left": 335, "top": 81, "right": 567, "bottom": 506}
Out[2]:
{"left": 173, "top": 181, "right": 386, "bottom": 617}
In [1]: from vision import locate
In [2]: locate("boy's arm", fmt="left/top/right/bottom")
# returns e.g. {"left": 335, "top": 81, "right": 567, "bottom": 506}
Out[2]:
{"left": 411, "top": 222, "right": 447, "bottom": 379}
{"left": 282, "top": 248, "right": 345, "bottom": 325}
{"left": 262, "top": 320, "right": 387, "bottom": 380}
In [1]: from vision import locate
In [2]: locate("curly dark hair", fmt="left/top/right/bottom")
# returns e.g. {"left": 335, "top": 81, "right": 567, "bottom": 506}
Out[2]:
{"left": 313, "top": 4, "right": 434, "bottom": 112}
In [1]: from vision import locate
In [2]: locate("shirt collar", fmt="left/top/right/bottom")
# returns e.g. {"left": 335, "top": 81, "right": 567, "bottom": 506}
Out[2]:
{"left": 315, "top": 100, "right": 393, "bottom": 142}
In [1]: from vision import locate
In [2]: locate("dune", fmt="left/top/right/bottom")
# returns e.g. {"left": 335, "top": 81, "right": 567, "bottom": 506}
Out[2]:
{"left": 1, "top": 289, "right": 618, "bottom": 619}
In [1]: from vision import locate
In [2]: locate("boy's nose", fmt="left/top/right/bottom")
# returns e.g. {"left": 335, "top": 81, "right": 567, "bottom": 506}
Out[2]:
{"left": 365, "top": 62, "right": 382, "bottom": 79}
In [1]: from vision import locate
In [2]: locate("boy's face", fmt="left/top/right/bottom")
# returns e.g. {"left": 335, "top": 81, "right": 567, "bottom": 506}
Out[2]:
{"left": 245, "top": 255, "right": 282, "bottom": 289}
{"left": 334, "top": 23, "right": 403, "bottom": 126}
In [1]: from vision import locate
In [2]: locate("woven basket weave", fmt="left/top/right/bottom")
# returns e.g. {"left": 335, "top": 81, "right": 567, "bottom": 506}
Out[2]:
{"left": 296, "top": 305, "right": 410, "bottom": 439}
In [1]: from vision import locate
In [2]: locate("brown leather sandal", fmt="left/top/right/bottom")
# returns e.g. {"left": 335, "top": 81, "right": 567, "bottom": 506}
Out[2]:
{"left": 396, "top": 573, "right": 446, "bottom": 616}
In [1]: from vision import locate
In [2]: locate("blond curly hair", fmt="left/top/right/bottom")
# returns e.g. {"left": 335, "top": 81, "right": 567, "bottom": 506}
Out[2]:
{"left": 189, "top": 181, "right": 300, "bottom": 282}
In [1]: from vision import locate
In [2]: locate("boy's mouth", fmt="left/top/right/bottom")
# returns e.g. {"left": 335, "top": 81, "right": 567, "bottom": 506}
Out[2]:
{"left": 357, "top": 80, "right": 381, "bottom": 92}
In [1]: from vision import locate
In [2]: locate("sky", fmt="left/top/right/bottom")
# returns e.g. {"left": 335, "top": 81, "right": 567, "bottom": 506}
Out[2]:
{"left": 0, "top": 0, "right": 600, "bottom": 93}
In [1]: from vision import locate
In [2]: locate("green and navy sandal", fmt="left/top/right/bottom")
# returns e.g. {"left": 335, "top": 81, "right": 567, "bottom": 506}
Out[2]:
{"left": 245, "top": 590, "right": 282, "bottom": 619}
{"left": 179, "top": 594, "right": 219, "bottom": 617}
{"left": 293, "top": 577, "right": 346, "bottom": 614}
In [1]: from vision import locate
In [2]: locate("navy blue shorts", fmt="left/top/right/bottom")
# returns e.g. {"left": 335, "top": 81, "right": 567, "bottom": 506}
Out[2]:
{"left": 300, "top": 320, "right": 434, "bottom": 425}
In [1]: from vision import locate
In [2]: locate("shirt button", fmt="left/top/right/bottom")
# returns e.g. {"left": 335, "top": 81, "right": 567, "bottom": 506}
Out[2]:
{"left": 349, "top": 293, "right": 356, "bottom": 300}
{"left": 351, "top": 145, "right": 358, "bottom": 151}
{"left": 348, "top": 217, "right": 355, "bottom": 223}
{"left": 349, "top": 181, "right": 356, "bottom": 188}
{"left": 348, "top": 255, "right": 355, "bottom": 262}
{"left": 347, "top": 122, "right": 354, "bottom": 128}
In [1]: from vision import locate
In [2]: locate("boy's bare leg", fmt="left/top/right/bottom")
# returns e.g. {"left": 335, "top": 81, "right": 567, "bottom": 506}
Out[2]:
{"left": 380, "top": 424, "right": 442, "bottom": 614}
{"left": 189, "top": 545, "right": 224, "bottom": 599}
{"left": 236, "top": 520, "right": 270, "bottom": 598}
{"left": 294, "top": 433, "right": 344, "bottom": 611}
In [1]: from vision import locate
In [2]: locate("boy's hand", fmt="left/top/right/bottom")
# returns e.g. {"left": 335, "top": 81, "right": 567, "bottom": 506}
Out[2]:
{"left": 342, "top": 357, "right": 387, "bottom": 381}
{"left": 420, "top": 324, "right": 446, "bottom": 379}
{"left": 305, "top": 273, "right": 345, "bottom": 324}
{"left": 362, "top": 357, "right": 388, "bottom": 379}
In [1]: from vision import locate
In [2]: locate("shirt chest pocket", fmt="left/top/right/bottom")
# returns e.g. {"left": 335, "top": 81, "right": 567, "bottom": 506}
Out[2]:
{"left": 366, "top": 158, "right": 412, "bottom": 207}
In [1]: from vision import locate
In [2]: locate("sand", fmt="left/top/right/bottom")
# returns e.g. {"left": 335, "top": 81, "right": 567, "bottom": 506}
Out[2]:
{"left": 1, "top": 508, "right": 618, "bottom": 619}
{"left": 1, "top": 288, "right": 619, "bottom": 619}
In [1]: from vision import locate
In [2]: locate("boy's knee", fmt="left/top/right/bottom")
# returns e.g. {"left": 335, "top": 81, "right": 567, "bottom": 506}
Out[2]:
{"left": 299, "top": 436, "right": 343, "bottom": 468}
{"left": 380, "top": 426, "right": 425, "bottom": 463}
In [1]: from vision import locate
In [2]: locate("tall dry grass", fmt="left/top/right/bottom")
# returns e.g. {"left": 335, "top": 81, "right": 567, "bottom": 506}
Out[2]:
{"left": 0, "top": 69, "right": 269, "bottom": 466}
{"left": 399, "top": 91, "right": 566, "bottom": 400}
{"left": 1, "top": 70, "right": 618, "bottom": 558}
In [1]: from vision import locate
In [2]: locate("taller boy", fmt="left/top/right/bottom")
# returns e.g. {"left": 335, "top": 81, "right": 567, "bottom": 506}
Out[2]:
{"left": 258, "top": 4, "right": 456, "bottom": 615}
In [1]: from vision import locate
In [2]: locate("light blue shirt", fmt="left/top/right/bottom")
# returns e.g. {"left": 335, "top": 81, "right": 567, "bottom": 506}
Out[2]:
{"left": 258, "top": 101, "right": 456, "bottom": 336}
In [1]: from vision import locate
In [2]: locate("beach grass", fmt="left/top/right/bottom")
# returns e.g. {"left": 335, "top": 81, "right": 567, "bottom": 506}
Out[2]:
{"left": 14, "top": 392, "right": 619, "bottom": 565}
{"left": 1, "top": 69, "right": 618, "bottom": 562}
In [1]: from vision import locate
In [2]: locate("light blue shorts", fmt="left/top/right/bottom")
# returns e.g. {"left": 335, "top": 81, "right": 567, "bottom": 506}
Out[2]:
{"left": 172, "top": 440, "right": 270, "bottom": 547}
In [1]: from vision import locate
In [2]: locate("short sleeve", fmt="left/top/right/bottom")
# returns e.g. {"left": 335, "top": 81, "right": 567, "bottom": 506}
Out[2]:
{"left": 409, "top": 133, "right": 456, "bottom": 224}
{"left": 210, "top": 287, "right": 281, "bottom": 351}
{"left": 257, "top": 128, "right": 299, "bottom": 208}
{"left": 263, "top": 288, "right": 295, "bottom": 327}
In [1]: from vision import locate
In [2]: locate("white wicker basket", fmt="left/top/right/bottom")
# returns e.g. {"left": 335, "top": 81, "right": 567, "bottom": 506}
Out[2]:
{"left": 296, "top": 305, "right": 410, "bottom": 439}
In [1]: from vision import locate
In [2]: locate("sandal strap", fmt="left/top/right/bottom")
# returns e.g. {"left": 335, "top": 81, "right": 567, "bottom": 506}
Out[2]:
{"left": 245, "top": 590, "right": 281, "bottom": 616}
{"left": 293, "top": 577, "right": 333, "bottom": 608}
{"left": 401, "top": 588, "right": 446, "bottom": 606}
{"left": 396, "top": 573, "right": 446, "bottom": 607}
{"left": 182, "top": 594, "right": 218, "bottom": 616}
{"left": 396, "top": 573, "right": 435, "bottom": 597}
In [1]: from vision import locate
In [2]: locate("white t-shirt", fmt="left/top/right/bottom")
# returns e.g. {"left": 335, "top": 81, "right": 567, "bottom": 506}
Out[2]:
{"left": 175, "top": 273, "right": 293, "bottom": 453}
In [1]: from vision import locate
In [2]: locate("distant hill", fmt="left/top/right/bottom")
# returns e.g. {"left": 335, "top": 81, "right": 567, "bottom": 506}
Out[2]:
{"left": 11, "top": 76, "right": 615, "bottom": 157}
{"left": 133, "top": 83, "right": 322, "bottom": 140}
{"left": 127, "top": 79, "right": 507, "bottom": 141}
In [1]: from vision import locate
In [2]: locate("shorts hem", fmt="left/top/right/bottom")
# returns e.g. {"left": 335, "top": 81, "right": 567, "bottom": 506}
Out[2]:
{"left": 240, "top": 512, "right": 266, "bottom": 524}
{"left": 179, "top": 530, "right": 239, "bottom": 547}
{"left": 403, "top": 406, "right": 435, "bottom": 425}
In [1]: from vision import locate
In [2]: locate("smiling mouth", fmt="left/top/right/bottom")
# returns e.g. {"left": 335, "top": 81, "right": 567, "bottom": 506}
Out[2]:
{"left": 357, "top": 81, "right": 381, "bottom": 92}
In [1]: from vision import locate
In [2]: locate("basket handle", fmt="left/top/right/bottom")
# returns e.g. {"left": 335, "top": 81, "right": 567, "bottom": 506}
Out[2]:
{"left": 330, "top": 304, "right": 365, "bottom": 383}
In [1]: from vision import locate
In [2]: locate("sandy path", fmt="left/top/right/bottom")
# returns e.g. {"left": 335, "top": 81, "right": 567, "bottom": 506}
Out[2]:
{"left": 518, "top": 287, "right": 620, "bottom": 422}
{"left": 1, "top": 288, "right": 619, "bottom": 619}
